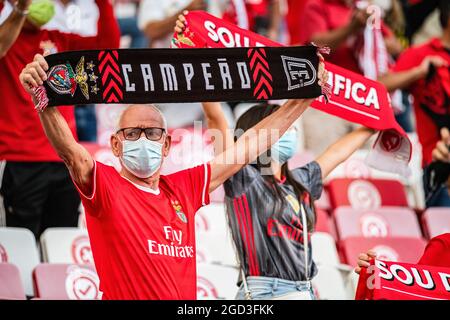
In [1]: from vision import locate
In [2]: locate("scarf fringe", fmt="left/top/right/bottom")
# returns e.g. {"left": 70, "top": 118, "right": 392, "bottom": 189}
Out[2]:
{"left": 321, "top": 82, "right": 332, "bottom": 103}
{"left": 33, "top": 86, "right": 49, "bottom": 112}
{"left": 311, "top": 42, "right": 331, "bottom": 56}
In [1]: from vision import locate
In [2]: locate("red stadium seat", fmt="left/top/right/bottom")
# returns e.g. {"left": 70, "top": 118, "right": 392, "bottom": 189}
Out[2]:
{"left": 33, "top": 264, "right": 101, "bottom": 300}
{"left": 316, "top": 188, "right": 331, "bottom": 211}
{"left": 327, "top": 178, "right": 408, "bottom": 210}
{"left": 334, "top": 206, "right": 422, "bottom": 240}
{"left": 339, "top": 237, "right": 427, "bottom": 265}
{"left": 422, "top": 208, "right": 450, "bottom": 239}
{"left": 315, "top": 208, "right": 333, "bottom": 235}
{"left": 0, "top": 263, "right": 26, "bottom": 300}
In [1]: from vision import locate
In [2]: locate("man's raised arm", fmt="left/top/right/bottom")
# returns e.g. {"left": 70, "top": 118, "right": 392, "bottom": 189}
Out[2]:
{"left": 0, "top": 0, "right": 31, "bottom": 58}
{"left": 19, "top": 54, "right": 94, "bottom": 195}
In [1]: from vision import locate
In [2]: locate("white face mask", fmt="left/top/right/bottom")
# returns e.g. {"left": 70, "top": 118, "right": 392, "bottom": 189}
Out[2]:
{"left": 120, "top": 137, "right": 163, "bottom": 179}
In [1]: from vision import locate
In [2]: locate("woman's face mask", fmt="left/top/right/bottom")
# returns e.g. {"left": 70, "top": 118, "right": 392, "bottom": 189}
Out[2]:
{"left": 271, "top": 129, "right": 298, "bottom": 165}
{"left": 120, "top": 137, "right": 164, "bottom": 179}
{"left": 27, "top": 0, "right": 55, "bottom": 28}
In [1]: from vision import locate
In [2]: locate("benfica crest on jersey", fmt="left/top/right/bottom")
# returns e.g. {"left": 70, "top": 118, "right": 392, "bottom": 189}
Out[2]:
{"left": 171, "top": 200, "right": 187, "bottom": 223}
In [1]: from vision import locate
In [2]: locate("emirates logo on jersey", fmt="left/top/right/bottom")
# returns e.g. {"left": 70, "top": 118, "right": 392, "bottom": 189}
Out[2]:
{"left": 172, "top": 200, "right": 187, "bottom": 223}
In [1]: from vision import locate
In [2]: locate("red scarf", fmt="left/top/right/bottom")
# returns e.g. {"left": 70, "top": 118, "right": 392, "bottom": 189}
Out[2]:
{"left": 172, "top": 11, "right": 412, "bottom": 175}
{"left": 356, "top": 259, "right": 450, "bottom": 300}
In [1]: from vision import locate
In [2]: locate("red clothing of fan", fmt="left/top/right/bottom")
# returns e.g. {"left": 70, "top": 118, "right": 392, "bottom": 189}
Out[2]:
{"left": 76, "top": 162, "right": 211, "bottom": 300}
{"left": 222, "top": 0, "right": 270, "bottom": 31}
{"left": 286, "top": 0, "right": 309, "bottom": 45}
{"left": 0, "top": 0, "right": 120, "bottom": 161}
{"left": 393, "top": 38, "right": 450, "bottom": 166}
{"left": 418, "top": 233, "right": 450, "bottom": 268}
{"left": 299, "top": 0, "right": 362, "bottom": 73}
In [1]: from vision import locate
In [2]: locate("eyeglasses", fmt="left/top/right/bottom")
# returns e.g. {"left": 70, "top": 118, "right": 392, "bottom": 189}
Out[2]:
{"left": 116, "top": 127, "right": 166, "bottom": 141}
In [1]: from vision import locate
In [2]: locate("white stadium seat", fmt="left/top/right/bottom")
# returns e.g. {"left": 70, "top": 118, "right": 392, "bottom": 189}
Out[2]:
{"left": 40, "top": 228, "right": 93, "bottom": 265}
{"left": 0, "top": 227, "right": 40, "bottom": 296}
{"left": 195, "top": 203, "right": 229, "bottom": 235}
{"left": 197, "top": 263, "right": 239, "bottom": 300}
{"left": 311, "top": 232, "right": 341, "bottom": 267}
{"left": 196, "top": 204, "right": 238, "bottom": 266}
{"left": 196, "top": 231, "right": 238, "bottom": 267}
{"left": 312, "top": 265, "right": 349, "bottom": 300}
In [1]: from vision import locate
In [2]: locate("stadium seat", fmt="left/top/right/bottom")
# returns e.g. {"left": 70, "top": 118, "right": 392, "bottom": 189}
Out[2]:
{"left": 327, "top": 178, "right": 409, "bottom": 210}
{"left": 196, "top": 231, "right": 238, "bottom": 267}
{"left": 315, "top": 209, "right": 333, "bottom": 235}
{"left": 0, "top": 263, "right": 26, "bottom": 300}
{"left": 311, "top": 232, "right": 341, "bottom": 267}
{"left": 0, "top": 227, "right": 40, "bottom": 296}
{"left": 315, "top": 188, "right": 331, "bottom": 211}
{"left": 210, "top": 186, "right": 225, "bottom": 203}
{"left": 422, "top": 208, "right": 450, "bottom": 239}
{"left": 40, "top": 228, "right": 93, "bottom": 265}
{"left": 195, "top": 203, "right": 228, "bottom": 235}
{"left": 197, "top": 263, "right": 239, "bottom": 300}
{"left": 339, "top": 236, "right": 427, "bottom": 265}
{"left": 33, "top": 264, "right": 101, "bottom": 300}
{"left": 312, "top": 265, "right": 349, "bottom": 300}
{"left": 334, "top": 206, "right": 423, "bottom": 240}
{"left": 343, "top": 269, "right": 360, "bottom": 299}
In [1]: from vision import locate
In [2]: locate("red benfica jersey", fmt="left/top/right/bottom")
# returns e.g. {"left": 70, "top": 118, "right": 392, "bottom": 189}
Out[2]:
{"left": 76, "top": 162, "right": 211, "bottom": 300}
{"left": 0, "top": 1, "right": 120, "bottom": 161}
{"left": 393, "top": 38, "right": 450, "bottom": 166}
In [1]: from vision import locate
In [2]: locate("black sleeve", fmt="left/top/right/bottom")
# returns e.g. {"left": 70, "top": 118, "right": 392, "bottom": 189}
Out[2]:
{"left": 223, "top": 165, "right": 261, "bottom": 198}
{"left": 290, "top": 161, "right": 323, "bottom": 200}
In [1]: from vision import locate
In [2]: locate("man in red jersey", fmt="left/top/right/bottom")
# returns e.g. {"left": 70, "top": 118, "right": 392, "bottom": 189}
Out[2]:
{"left": 0, "top": 0, "right": 120, "bottom": 238}
{"left": 18, "top": 52, "right": 328, "bottom": 299}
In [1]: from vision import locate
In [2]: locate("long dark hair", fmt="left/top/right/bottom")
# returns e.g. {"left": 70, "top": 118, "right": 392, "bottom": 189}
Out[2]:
{"left": 234, "top": 103, "right": 316, "bottom": 229}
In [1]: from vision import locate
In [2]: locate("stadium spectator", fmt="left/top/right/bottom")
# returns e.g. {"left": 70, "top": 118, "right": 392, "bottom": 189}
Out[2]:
{"left": 222, "top": 0, "right": 283, "bottom": 41}
{"left": 298, "top": 0, "right": 373, "bottom": 155}
{"left": 424, "top": 127, "right": 450, "bottom": 205}
{"left": 201, "top": 100, "right": 376, "bottom": 300}
{"left": 138, "top": 0, "right": 206, "bottom": 48}
{"left": 355, "top": 233, "right": 450, "bottom": 272}
{"left": 378, "top": 0, "right": 450, "bottom": 207}
{"left": 45, "top": 0, "right": 100, "bottom": 142}
{"left": 286, "top": 0, "right": 309, "bottom": 45}
{"left": 370, "top": 0, "right": 414, "bottom": 133}
{"left": 45, "top": 0, "right": 99, "bottom": 36}
{"left": 18, "top": 51, "right": 328, "bottom": 299}
{"left": 114, "top": 0, "right": 148, "bottom": 48}
{"left": 0, "top": 0, "right": 120, "bottom": 239}
{"left": 174, "top": 7, "right": 376, "bottom": 300}
{"left": 137, "top": 0, "right": 208, "bottom": 129}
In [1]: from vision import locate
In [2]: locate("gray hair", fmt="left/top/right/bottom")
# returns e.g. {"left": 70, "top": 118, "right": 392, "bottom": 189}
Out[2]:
{"left": 116, "top": 104, "right": 167, "bottom": 131}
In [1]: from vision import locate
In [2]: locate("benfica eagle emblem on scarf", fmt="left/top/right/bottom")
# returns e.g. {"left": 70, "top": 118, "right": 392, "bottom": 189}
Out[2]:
{"left": 47, "top": 56, "right": 98, "bottom": 100}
